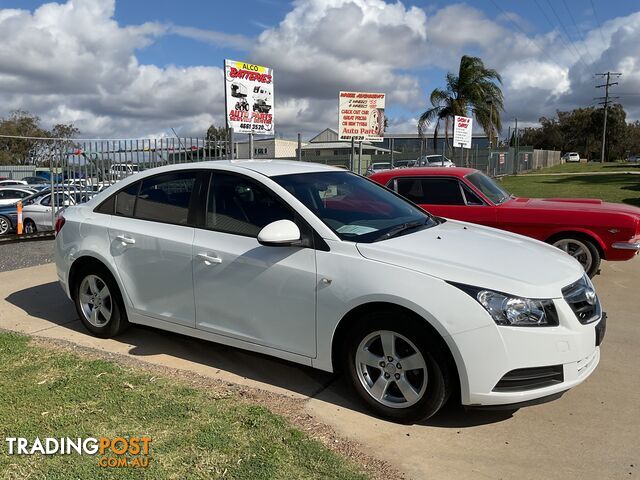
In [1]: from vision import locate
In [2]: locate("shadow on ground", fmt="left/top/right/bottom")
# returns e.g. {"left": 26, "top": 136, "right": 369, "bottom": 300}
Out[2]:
{"left": 6, "top": 281, "right": 514, "bottom": 428}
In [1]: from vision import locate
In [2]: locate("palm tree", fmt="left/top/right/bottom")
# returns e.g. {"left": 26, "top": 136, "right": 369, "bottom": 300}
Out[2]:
{"left": 418, "top": 55, "right": 504, "bottom": 151}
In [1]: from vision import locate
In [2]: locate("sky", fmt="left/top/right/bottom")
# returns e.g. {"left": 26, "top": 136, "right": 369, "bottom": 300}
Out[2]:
{"left": 0, "top": 0, "right": 638, "bottom": 140}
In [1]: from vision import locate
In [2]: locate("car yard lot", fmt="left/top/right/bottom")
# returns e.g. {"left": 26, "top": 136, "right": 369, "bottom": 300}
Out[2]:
{"left": 0, "top": 245, "right": 638, "bottom": 479}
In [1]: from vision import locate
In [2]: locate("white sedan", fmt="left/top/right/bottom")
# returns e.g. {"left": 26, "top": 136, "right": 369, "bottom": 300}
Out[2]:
{"left": 0, "top": 187, "right": 36, "bottom": 206}
{"left": 22, "top": 191, "right": 79, "bottom": 233}
{"left": 55, "top": 160, "right": 604, "bottom": 422}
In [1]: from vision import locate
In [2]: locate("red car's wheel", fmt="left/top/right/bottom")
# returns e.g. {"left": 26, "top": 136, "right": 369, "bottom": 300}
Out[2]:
{"left": 552, "top": 236, "right": 601, "bottom": 277}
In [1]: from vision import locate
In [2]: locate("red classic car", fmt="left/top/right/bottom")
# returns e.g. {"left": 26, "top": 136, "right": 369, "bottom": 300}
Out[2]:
{"left": 370, "top": 167, "right": 640, "bottom": 276}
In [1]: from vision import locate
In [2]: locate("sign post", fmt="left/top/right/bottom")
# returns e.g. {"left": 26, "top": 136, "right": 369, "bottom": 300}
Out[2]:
{"left": 339, "top": 91, "right": 385, "bottom": 143}
{"left": 224, "top": 59, "right": 274, "bottom": 145}
{"left": 453, "top": 115, "right": 473, "bottom": 149}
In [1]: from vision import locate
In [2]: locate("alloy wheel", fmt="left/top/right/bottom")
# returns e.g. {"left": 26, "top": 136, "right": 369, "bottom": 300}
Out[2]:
{"left": 355, "top": 330, "right": 428, "bottom": 408}
{"left": 78, "top": 275, "right": 113, "bottom": 327}
{"left": 0, "top": 217, "right": 8, "bottom": 235}
{"left": 553, "top": 238, "right": 593, "bottom": 273}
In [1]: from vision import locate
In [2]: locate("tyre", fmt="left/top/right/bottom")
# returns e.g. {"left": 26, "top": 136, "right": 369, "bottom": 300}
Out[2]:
{"left": 342, "top": 310, "right": 452, "bottom": 423}
{"left": 552, "top": 236, "right": 601, "bottom": 277}
{"left": 73, "top": 264, "right": 129, "bottom": 338}
{"left": 0, "top": 215, "right": 10, "bottom": 235}
{"left": 23, "top": 219, "right": 37, "bottom": 234}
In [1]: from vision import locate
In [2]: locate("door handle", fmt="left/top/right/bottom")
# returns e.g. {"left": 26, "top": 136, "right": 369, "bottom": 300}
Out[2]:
{"left": 116, "top": 234, "right": 136, "bottom": 245}
{"left": 197, "top": 253, "right": 222, "bottom": 265}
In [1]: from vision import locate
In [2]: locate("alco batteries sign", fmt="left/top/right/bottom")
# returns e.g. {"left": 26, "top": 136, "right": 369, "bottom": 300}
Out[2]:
{"left": 224, "top": 59, "right": 274, "bottom": 135}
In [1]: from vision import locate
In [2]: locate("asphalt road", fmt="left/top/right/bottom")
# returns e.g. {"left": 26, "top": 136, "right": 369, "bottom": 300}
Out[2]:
{"left": 0, "top": 239, "right": 54, "bottom": 272}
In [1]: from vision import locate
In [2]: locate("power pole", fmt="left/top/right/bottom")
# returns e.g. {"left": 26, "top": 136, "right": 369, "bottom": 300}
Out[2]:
{"left": 595, "top": 72, "right": 621, "bottom": 163}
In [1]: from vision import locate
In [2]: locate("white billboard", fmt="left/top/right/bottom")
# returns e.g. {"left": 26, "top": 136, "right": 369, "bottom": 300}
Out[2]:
{"left": 224, "top": 59, "right": 274, "bottom": 135}
{"left": 453, "top": 115, "right": 473, "bottom": 149}
{"left": 338, "top": 91, "right": 385, "bottom": 142}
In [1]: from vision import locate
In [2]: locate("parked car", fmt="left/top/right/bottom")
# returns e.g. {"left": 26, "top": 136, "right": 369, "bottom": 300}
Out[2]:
{"left": 391, "top": 160, "right": 417, "bottom": 169}
{"left": 22, "top": 176, "right": 51, "bottom": 185}
{"left": 416, "top": 155, "right": 455, "bottom": 168}
{"left": 21, "top": 189, "right": 85, "bottom": 233}
{"left": 562, "top": 152, "right": 581, "bottom": 163}
{"left": 55, "top": 160, "right": 604, "bottom": 422}
{"left": 370, "top": 167, "right": 640, "bottom": 277}
{"left": 0, "top": 187, "right": 37, "bottom": 206}
{"left": 109, "top": 163, "right": 140, "bottom": 180}
{"left": 0, "top": 179, "right": 28, "bottom": 186}
{"left": 365, "top": 162, "right": 391, "bottom": 176}
{"left": 0, "top": 203, "right": 18, "bottom": 235}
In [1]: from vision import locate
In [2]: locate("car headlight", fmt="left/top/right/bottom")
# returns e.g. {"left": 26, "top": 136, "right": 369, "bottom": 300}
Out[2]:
{"left": 450, "top": 283, "right": 559, "bottom": 327}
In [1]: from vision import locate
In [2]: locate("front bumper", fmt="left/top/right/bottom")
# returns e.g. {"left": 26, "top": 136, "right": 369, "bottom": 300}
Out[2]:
{"left": 450, "top": 304, "right": 604, "bottom": 407}
{"left": 612, "top": 241, "right": 640, "bottom": 250}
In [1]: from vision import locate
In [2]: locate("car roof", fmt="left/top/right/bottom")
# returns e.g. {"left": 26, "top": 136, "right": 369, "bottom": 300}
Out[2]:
{"left": 144, "top": 159, "right": 340, "bottom": 177}
{"left": 370, "top": 166, "right": 478, "bottom": 180}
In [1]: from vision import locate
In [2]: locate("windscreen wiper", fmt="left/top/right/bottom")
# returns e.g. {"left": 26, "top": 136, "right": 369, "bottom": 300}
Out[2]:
{"left": 373, "top": 220, "right": 427, "bottom": 242}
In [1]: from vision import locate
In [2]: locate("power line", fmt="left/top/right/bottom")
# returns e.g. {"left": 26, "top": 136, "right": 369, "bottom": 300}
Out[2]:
{"left": 594, "top": 71, "right": 621, "bottom": 163}
{"left": 543, "top": 0, "right": 590, "bottom": 70}
{"left": 589, "top": 0, "right": 611, "bottom": 65}
{"left": 487, "top": 0, "right": 566, "bottom": 70}
{"left": 560, "top": 0, "right": 596, "bottom": 64}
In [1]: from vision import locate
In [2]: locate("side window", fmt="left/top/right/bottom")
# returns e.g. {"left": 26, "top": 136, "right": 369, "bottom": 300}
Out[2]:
{"left": 40, "top": 194, "right": 51, "bottom": 207}
{"left": 207, "top": 173, "right": 294, "bottom": 237}
{"left": 115, "top": 182, "right": 139, "bottom": 217}
{"left": 396, "top": 178, "right": 465, "bottom": 205}
{"left": 461, "top": 184, "right": 484, "bottom": 206}
{"left": 0, "top": 191, "right": 6, "bottom": 200}
{"left": 17, "top": 191, "right": 31, "bottom": 199}
{"left": 135, "top": 172, "right": 197, "bottom": 225}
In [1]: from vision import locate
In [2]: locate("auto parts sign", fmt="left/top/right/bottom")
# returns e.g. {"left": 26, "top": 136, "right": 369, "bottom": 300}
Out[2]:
{"left": 224, "top": 59, "right": 274, "bottom": 135}
{"left": 338, "top": 91, "right": 385, "bottom": 142}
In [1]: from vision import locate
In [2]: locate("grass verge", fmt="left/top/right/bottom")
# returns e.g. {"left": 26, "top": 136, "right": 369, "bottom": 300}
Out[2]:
{"left": 0, "top": 331, "right": 369, "bottom": 480}
{"left": 499, "top": 172, "right": 640, "bottom": 207}
{"left": 527, "top": 161, "right": 640, "bottom": 174}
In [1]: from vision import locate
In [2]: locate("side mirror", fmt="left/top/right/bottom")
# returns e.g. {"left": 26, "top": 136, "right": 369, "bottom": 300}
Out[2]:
{"left": 257, "top": 220, "right": 301, "bottom": 246}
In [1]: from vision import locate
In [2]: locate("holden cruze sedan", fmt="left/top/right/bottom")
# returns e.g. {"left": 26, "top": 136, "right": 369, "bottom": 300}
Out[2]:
{"left": 55, "top": 160, "right": 605, "bottom": 422}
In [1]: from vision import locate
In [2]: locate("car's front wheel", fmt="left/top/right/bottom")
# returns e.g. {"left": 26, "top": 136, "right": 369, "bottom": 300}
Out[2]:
{"left": 342, "top": 311, "right": 452, "bottom": 423}
{"left": 73, "top": 264, "right": 129, "bottom": 338}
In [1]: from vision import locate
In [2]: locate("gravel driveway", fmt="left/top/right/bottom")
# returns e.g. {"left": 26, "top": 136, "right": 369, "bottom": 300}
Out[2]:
{"left": 0, "top": 239, "right": 54, "bottom": 272}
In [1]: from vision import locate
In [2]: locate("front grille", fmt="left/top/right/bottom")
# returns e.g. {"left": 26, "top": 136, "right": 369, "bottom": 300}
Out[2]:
{"left": 562, "top": 276, "right": 602, "bottom": 324}
{"left": 493, "top": 365, "right": 564, "bottom": 392}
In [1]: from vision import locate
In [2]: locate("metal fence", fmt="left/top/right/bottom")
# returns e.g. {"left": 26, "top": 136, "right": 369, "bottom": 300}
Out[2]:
{"left": 0, "top": 133, "right": 560, "bottom": 235}
{"left": 299, "top": 145, "right": 561, "bottom": 176}
{"left": 1, "top": 135, "right": 229, "bottom": 233}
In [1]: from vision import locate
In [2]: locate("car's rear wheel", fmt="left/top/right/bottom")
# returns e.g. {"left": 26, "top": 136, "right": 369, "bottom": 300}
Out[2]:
{"left": 23, "top": 219, "right": 36, "bottom": 234}
{"left": 342, "top": 310, "right": 452, "bottom": 423}
{"left": 552, "top": 236, "right": 601, "bottom": 277}
{"left": 0, "top": 215, "right": 10, "bottom": 235}
{"left": 73, "top": 264, "right": 128, "bottom": 338}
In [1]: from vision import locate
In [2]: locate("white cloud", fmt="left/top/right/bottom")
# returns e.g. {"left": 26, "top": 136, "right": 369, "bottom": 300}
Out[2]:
{"left": 0, "top": 0, "right": 639, "bottom": 140}
{"left": 0, "top": 0, "right": 226, "bottom": 138}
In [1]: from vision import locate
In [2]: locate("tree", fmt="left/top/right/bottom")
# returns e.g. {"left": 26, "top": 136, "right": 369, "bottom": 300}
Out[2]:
{"left": 0, "top": 110, "right": 79, "bottom": 165}
{"left": 206, "top": 124, "right": 229, "bottom": 141}
{"left": 418, "top": 55, "right": 504, "bottom": 150}
{"left": 516, "top": 104, "right": 629, "bottom": 160}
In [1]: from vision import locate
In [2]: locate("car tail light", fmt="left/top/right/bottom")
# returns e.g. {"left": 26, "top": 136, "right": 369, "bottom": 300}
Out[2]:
{"left": 54, "top": 215, "right": 65, "bottom": 235}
